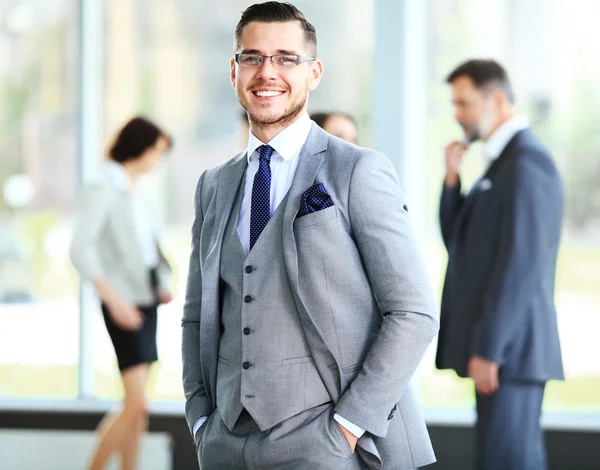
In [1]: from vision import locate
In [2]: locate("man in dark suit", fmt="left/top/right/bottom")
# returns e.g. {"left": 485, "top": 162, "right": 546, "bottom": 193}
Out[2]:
{"left": 436, "top": 59, "right": 564, "bottom": 470}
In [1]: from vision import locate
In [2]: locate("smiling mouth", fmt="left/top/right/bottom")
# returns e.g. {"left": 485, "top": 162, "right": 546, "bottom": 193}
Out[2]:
{"left": 252, "top": 90, "right": 285, "bottom": 97}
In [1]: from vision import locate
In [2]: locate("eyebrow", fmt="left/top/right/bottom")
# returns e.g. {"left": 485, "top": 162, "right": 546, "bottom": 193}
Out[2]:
{"left": 275, "top": 49, "right": 301, "bottom": 55}
{"left": 239, "top": 49, "right": 302, "bottom": 55}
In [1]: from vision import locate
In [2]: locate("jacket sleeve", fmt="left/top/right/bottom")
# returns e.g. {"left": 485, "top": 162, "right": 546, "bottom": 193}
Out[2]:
{"left": 69, "top": 184, "right": 112, "bottom": 281}
{"left": 334, "top": 151, "right": 439, "bottom": 438}
{"left": 150, "top": 202, "right": 172, "bottom": 291}
{"left": 181, "top": 171, "right": 213, "bottom": 435}
{"left": 156, "top": 246, "right": 172, "bottom": 291}
{"left": 439, "top": 179, "right": 464, "bottom": 249}
{"left": 471, "top": 152, "right": 563, "bottom": 363}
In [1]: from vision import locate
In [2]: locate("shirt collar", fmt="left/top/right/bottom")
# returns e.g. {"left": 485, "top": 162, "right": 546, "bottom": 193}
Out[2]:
{"left": 482, "top": 115, "right": 529, "bottom": 162}
{"left": 104, "top": 160, "right": 131, "bottom": 191}
{"left": 246, "top": 112, "right": 312, "bottom": 163}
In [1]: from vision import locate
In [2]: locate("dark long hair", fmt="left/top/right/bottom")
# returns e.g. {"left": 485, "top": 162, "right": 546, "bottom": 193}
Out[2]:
{"left": 108, "top": 116, "right": 172, "bottom": 164}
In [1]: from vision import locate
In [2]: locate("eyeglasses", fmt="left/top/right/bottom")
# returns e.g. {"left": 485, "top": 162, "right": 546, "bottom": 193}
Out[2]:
{"left": 235, "top": 53, "right": 315, "bottom": 68}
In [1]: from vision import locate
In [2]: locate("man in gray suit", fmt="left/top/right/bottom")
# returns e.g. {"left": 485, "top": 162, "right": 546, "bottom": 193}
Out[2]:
{"left": 436, "top": 59, "right": 564, "bottom": 470}
{"left": 181, "top": 2, "right": 439, "bottom": 469}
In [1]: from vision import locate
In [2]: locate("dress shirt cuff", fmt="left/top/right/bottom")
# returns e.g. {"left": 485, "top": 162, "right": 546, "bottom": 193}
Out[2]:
{"left": 193, "top": 416, "right": 207, "bottom": 437}
{"left": 333, "top": 413, "right": 366, "bottom": 438}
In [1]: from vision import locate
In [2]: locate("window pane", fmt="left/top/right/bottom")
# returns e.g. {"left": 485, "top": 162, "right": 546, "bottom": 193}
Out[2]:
{"left": 421, "top": 0, "right": 600, "bottom": 412}
{"left": 0, "top": 0, "right": 79, "bottom": 398}
{"left": 96, "top": 0, "right": 373, "bottom": 400}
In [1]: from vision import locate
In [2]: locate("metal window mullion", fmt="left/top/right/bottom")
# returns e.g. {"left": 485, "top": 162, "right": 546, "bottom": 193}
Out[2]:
{"left": 77, "top": 0, "right": 104, "bottom": 398}
{"left": 372, "top": 0, "right": 428, "bottom": 402}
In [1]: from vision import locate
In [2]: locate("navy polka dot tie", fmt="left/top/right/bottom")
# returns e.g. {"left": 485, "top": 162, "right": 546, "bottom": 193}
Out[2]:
{"left": 250, "top": 145, "right": 274, "bottom": 250}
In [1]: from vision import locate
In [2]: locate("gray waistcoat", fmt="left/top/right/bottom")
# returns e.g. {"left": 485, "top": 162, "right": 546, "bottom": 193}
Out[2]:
{"left": 217, "top": 177, "right": 331, "bottom": 432}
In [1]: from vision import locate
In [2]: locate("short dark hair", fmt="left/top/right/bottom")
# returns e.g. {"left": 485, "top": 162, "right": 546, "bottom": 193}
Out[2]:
{"left": 108, "top": 116, "right": 172, "bottom": 164}
{"left": 446, "top": 59, "right": 515, "bottom": 104}
{"left": 234, "top": 2, "right": 317, "bottom": 56}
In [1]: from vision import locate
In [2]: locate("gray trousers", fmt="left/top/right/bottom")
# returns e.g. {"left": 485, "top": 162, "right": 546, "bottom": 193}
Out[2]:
{"left": 476, "top": 381, "right": 547, "bottom": 470}
{"left": 196, "top": 403, "right": 366, "bottom": 470}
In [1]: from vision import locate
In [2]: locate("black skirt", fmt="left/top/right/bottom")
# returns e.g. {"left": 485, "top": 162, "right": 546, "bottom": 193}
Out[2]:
{"left": 101, "top": 268, "right": 159, "bottom": 372}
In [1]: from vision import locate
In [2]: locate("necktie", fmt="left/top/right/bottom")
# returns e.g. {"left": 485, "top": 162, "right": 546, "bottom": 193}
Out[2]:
{"left": 250, "top": 145, "right": 273, "bottom": 250}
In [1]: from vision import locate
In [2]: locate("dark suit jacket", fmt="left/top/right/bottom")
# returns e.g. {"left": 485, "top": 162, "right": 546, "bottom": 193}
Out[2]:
{"left": 435, "top": 128, "right": 564, "bottom": 382}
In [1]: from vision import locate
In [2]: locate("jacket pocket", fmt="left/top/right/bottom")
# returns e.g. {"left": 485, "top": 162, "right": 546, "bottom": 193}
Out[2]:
{"left": 342, "top": 363, "right": 363, "bottom": 374}
{"left": 281, "top": 355, "right": 313, "bottom": 366}
{"left": 218, "top": 356, "right": 230, "bottom": 366}
{"left": 342, "top": 363, "right": 363, "bottom": 383}
{"left": 294, "top": 206, "right": 337, "bottom": 230}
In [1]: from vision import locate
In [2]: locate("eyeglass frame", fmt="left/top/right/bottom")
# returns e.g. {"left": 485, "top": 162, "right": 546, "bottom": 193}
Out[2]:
{"left": 234, "top": 53, "right": 316, "bottom": 68}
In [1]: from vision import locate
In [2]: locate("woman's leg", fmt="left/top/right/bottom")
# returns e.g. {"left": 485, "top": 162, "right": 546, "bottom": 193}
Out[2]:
{"left": 87, "top": 363, "right": 151, "bottom": 470}
{"left": 120, "top": 365, "right": 152, "bottom": 470}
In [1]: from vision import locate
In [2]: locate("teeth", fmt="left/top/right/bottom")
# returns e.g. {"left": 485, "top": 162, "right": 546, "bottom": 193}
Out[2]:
{"left": 255, "top": 90, "right": 282, "bottom": 97}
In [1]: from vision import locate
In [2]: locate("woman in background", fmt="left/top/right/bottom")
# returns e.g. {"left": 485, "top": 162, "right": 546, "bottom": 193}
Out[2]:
{"left": 70, "top": 116, "right": 173, "bottom": 470}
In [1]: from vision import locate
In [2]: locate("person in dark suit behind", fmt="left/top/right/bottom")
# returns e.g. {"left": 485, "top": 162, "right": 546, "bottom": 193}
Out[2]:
{"left": 435, "top": 59, "right": 564, "bottom": 470}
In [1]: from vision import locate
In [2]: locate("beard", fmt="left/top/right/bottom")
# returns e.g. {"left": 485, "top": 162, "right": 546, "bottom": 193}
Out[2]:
{"left": 238, "top": 85, "right": 308, "bottom": 129}
{"left": 460, "top": 121, "right": 482, "bottom": 143}
{"left": 461, "top": 120, "right": 494, "bottom": 143}
{"left": 460, "top": 109, "right": 494, "bottom": 143}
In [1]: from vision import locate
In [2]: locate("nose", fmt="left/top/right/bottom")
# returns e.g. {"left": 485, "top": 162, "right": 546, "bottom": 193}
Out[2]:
{"left": 255, "top": 57, "right": 278, "bottom": 80}
{"left": 454, "top": 108, "right": 464, "bottom": 123}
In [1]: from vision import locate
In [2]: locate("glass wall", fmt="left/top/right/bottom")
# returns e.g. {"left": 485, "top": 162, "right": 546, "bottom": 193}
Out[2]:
{"left": 1, "top": 0, "right": 597, "bottom": 423}
{"left": 420, "top": 0, "right": 600, "bottom": 413}
{"left": 0, "top": 0, "right": 79, "bottom": 398}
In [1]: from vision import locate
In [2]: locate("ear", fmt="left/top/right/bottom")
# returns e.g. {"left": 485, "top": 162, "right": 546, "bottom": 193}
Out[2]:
{"left": 493, "top": 88, "right": 507, "bottom": 108}
{"left": 230, "top": 57, "right": 237, "bottom": 89}
{"left": 307, "top": 59, "right": 323, "bottom": 92}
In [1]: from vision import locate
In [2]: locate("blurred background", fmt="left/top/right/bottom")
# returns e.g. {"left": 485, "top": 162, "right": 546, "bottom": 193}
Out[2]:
{"left": 0, "top": 0, "right": 598, "bottom": 469}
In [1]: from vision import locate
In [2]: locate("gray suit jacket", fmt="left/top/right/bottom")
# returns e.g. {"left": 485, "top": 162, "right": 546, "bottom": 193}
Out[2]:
{"left": 436, "top": 129, "right": 564, "bottom": 381}
{"left": 70, "top": 170, "right": 171, "bottom": 305}
{"left": 182, "top": 124, "right": 439, "bottom": 468}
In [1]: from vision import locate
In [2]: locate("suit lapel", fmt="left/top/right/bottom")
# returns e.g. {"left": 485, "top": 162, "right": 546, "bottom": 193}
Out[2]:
{"left": 280, "top": 126, "right": 346, "bottom": 401}
{"left": 214, "top": 153, "right": 248, "bottom": 248}
{"left": 454, "top": 183, "right": 482, "bottom": 231}
{"left": 455, "top": 130, "right": 524, "bottom": 230}
{"left": 282, "top": 124, "right": 327, "bottom": 294}
{"left": 200, "top": 152, "right": 247, "bottom": 403}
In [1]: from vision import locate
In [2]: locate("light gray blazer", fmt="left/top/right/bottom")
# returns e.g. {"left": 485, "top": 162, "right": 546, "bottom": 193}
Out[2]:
{"left": 70, "top": 170, "right": 171, "bottom": 306}
{"left": 182, "top": 124, "right": 439, "bottom": 469}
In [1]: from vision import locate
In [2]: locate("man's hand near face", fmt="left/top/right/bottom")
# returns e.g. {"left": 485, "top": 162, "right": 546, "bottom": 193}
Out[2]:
{"left": 444, "top": 140, "right": 468, "bottom": 188}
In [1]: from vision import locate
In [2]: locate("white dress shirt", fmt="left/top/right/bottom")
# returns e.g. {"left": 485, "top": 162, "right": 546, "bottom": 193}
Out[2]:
{"left": 193, "top": 113, "right": 365, "bottom": 440}
{"left": 481, "top": 115, "right": 529, "bottom": 170}
{"left": 104, "top": 161, "right": 159, "bottom": 268}
{"left": 237, "top": 112, "right": 311, "bottom": 254}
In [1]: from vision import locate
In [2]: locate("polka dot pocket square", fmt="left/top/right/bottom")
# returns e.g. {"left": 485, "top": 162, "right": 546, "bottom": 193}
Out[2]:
{"left": 297, "top": 182, "right": 334, "bottom": 218}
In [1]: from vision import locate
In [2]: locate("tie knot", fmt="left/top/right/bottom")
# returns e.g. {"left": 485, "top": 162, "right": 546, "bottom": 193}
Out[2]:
{"left": 258, "top": 145, "right": 274, "bottom": 163}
